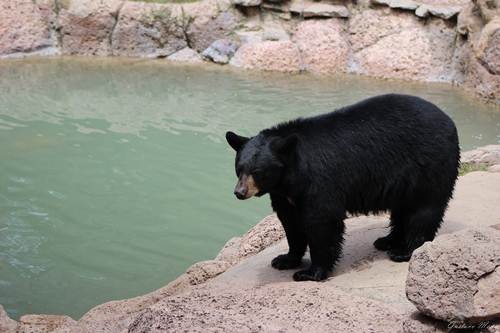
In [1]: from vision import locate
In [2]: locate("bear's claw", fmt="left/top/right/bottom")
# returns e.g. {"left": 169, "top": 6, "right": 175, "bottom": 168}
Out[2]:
{"left": 271, "top": 254, "right": 302, "bottom": 270}
{"left": 293, "top": 267, "right": 328, "bottom": 281}
{"left": 388, "top": 249, "right": 412, "bottom": 262}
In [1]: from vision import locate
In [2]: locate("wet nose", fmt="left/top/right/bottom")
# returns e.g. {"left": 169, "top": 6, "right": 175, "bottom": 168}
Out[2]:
{"left": 234, "top": 186, "right": 247, "bottom": 200}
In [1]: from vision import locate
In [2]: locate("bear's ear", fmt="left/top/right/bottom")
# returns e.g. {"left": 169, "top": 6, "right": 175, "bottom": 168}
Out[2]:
{"left": 271, "top": 135, "right": 297, "bottom": 156}
{"left": 226, "top": 131, "right": 249, "bottom": 151}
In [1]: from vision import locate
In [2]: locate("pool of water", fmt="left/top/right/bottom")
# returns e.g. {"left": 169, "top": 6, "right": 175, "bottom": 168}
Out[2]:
{"left": 0, "top": 58, "right": 499, "bottom": 320}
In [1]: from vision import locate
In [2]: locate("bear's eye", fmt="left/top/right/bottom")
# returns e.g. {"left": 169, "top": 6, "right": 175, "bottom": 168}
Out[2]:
{"left": 251, "top": 168, "right": 263, "bottom": 176}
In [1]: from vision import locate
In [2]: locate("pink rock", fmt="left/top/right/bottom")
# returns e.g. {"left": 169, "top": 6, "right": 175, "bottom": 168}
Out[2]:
{"left": 464, "top": 20, "right": 500, "bottom": 103}
{"left": 352, "top": 18, "right": 457, "bottom": 82}
{"left": 127, "top": 282, "right": 403, "bottom": 333}
{"left": 111, "top": 2, "right": 187, "bottom": 58}
{"left": 167, "top": 47, "right": 203, "bottom": 63}
{"left": 348, "top": 9, "right": 422, "bottom": 53}
{"left": 18, "top": 314, "right": 79, "bottom": 333}
{"left": 406, "top": 227, "right": 500, "bottom": 322}
{"left": 59, "top": 0, "right": 124, "bottom": 56}
{"left": 293, "top": 19, "right": 350, "bottom": 74}
{"left": 0, "top": 0, "right": 55, "bottom": 56}
{"left": 230, "top": 41, "right": 302, "bottom": 72}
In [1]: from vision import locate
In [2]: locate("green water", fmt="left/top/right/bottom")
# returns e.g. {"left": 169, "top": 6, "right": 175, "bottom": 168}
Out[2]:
{"left": 0, "top": 58, "right": 499, "bottom": 320}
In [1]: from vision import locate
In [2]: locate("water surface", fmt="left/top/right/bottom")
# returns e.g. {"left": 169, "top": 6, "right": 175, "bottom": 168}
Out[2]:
{"left": 0, "top": 58, "right": 499, "bottom": 319}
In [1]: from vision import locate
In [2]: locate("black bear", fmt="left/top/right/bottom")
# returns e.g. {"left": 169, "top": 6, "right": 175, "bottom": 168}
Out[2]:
{"left": 226, "top": 94, "right": 460, "bottom": 281}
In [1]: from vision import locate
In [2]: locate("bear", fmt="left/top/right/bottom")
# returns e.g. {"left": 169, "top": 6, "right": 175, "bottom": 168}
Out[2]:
{"left": 226, "top": 94, "right": 460, "bottom": 282}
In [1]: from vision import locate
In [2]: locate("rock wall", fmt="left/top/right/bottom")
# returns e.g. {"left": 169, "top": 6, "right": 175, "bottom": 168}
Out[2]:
{"left": 0, "top": 0, "right": 499, "bottom": 104}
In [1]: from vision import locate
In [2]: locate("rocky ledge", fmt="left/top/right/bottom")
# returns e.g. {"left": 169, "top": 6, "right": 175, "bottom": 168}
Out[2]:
{"left": 1, "top": 147, "right": 500, "bottom": 332}
{"left": 0, "top": 0, "right": 499, "bottom": 104}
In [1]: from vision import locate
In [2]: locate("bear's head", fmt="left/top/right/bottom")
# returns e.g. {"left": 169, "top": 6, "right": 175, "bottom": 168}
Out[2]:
{"left": 225, "top": 131, "right": 296, "bottom": 200}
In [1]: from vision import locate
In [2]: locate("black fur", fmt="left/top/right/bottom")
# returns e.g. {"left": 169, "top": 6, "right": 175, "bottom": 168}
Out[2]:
{"left": 226, "top": 94, "right": 460, "bottom": 281}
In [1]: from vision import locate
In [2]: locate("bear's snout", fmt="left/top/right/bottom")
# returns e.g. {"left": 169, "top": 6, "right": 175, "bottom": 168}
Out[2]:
{"left": 234, "top": 174, "right": 259, "bottom": 200}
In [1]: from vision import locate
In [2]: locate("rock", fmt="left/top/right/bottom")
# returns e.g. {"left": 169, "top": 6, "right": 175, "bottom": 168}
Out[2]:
{"left": 187, "top": 7, "right": 243, "bottom": 53}
{"left": 489, "top": 165, "right": 500, "bottom": 173}
{"left": 18, "top": 314, "right": 79, "bottom": 333}
{"left": 216, "top": 214, "right": 285, "bottom": 263}
{"left": 201, "top": 39, "right": 239, "bottom": 64}
{"left": 390, "top": 0, "right": 420, "bottom": 10}
{"left": 232, "top": 0, "right": 262, "bottom": 6}
{"left": 185, "top": 260, "right": 232, "bottom": 285}
{"left": 474, "top": 19, "right": 500, "bottom": 75}
{"left": 461, "top": 145, "right": 500, "bottom": 167}
{"left": 229, "top": 41, "right": 302, "bottom": 72}
{"left": 261, "top": 1, "right": 289, "bottom": 12}
{"left": 262, "top": 25, "right": 290, "bottom": 41}
{"left": 290, "top": 2, "right": 350, "bottom": 18}
{"left": 457, "top": 3, "right": 483, "bottom": 35}
{"left": 111, "top": 2, "right": 187, "bottom": 58}
{"left": 167, "top": 47, "right": 203, "bottom": 63}
{"left": 58, "top": 0, "right": 124, "bottom": 56}
{"left": 466, "top": 54, "right": 500, "bottom": 104}
{"left": 415, "top": 5, "right": 461, "bottom": 19}
{"left": 0, "top": 305, "right": 17, "bottom": 333}
{"left": 0, "top": 0, "right": 55, "bottom": 56}
{"left": 236, "top": 214, "right": 285, "bottom": 259}
{"left": 127, "top": 283, "right": 403, "bottom": 333}
{"left": 348, "top": 9, "right": 422, "bottom": 52}
{"left": 371, "top": 0, "right": 392, "bottom": 5}
{"left": 234, "top": 30, "right": 263, "bottom": 44}
{"left": 406, "top": 227, "right": 500, "bottom": 322}
{"left": 293, "top": 19, "right": 350, "bottom": 74}
{"left": 351, "top": 16, "right": 457, "bottom": 82}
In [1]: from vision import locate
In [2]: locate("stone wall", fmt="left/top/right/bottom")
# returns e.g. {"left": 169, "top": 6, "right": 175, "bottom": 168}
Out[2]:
{"left": 0, "top": 0, "right": 498, "bottom": 102}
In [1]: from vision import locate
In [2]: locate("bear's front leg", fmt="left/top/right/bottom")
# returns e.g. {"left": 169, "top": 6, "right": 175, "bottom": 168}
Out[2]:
{"left": 270, "top": 194, "right": 307, "bottom": 270}
{"left": 293, "top": 208, "right": 345, "bottom": 282}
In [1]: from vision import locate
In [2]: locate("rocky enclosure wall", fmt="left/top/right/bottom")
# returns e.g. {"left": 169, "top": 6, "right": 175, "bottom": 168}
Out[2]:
{"left": 0, "top": 0, "right": 499, "bottom": 103}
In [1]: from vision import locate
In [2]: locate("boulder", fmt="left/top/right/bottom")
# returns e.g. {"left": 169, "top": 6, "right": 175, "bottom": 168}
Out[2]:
{"left": 351, "top": 14, "right": 457, "bottom": 82}
{"left": 167, "top": 47, "right": 203, "bottom": 63}
{"left": 229, "top": 41, "right": 302, "bottom": 72}
{"left": 348, "top": 9, "right": 422, "bottom": 53}
{"left": 216, "top": 214, "right": 285, "bottom": 264}
{"left": 111, "top": 2, "right": 187, "bottom": 58}
{"left": 184, "top": 260, "right": 232, "bottom": 285}
{"left": 293, "top": 19, "right": 350, "bottom": 74}
{"left": 0, "top": 0, "right": 55, "bottom": 56}
{"left": 489, "top": 165, "right": 500, "bottom": 173}
{"left": 406, "top": 227, "right": 500, "bottom": 322}
{"left": 461, "top": 145, "right": 500, "bottom": 167}
{"left": 461, "top": 16, "right": 500, "bottom": 103}
{"left": 187, "top": 7, "right": 243, "bottom": 53}
{"left": 201, "top": 39, "right": 239, "bottom": 64}
{"left": 127, "top": 283, "right": 403, "bottom": 333}
{"left": 58, "top": 0, "right": 124, "bottom": 56}
{"left": 290, "top": 2, "right": 350, "bottom": 18}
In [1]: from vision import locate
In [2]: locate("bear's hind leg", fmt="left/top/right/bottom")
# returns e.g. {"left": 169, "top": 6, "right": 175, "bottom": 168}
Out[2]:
{"left": 271, "top": 194, "right": 307, "bottom": 270}
{"left": 374, "top": 208, "right": 407, "bottom": 252}
{"left": 388, "top": 203, "right": 446, "bottom": 262}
